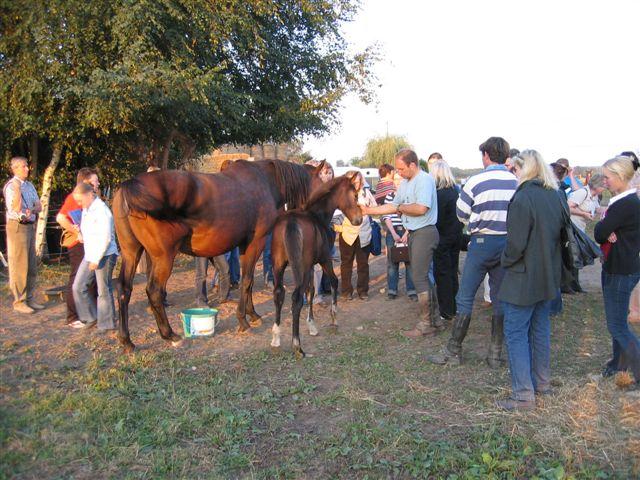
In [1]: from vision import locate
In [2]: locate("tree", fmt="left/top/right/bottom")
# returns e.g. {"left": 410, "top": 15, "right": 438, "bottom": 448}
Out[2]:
{"left": 336, "top": 159, "right": 346, "bottom": 167}
{"left": 354, "top": 135, "right": 412, "bottom": 168}
{"left": 1, "top": 0, "right": 378, "bottom": 257}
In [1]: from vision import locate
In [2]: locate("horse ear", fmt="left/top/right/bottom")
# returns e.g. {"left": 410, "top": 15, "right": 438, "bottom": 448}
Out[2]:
{"left": 315, "top": 160, "right": 327, "bottom": 173}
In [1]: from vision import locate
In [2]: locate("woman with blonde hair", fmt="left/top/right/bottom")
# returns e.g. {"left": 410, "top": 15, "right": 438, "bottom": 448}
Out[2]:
{"left": 497, "top": 150, "right": 570, "bottom": 410}
{"left": 335, "top": 170, "right": 377, "bottom": 300}
{"left": 430, "top": 161, "right": 463, "bottom": 321}
{"left": 594, "top": 155, "right": 640, "bottom": 382}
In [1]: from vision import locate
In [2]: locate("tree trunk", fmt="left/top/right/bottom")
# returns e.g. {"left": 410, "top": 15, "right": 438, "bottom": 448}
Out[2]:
{"left": 29, "top": 133, "right": 39, "bottom": 178}
{"left": 160, "top": 130, "right": 176, "bottom": 170}
{"left": 35, "top": 144, "right": 62, "bottom": 260}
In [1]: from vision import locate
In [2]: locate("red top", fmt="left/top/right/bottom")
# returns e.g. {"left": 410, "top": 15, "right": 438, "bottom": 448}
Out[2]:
{"left": 59, "top": 193, "right": 82, "bottom": 248}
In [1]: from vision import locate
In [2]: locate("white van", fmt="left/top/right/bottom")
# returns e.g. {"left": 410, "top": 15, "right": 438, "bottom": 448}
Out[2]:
{"left": 333, "top": 166, "right": 380, "bottom": 189}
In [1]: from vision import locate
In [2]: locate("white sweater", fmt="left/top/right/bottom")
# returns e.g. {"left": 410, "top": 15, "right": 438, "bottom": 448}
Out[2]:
{"left": 81, "top": 197, "right": 119, "bottom": 264}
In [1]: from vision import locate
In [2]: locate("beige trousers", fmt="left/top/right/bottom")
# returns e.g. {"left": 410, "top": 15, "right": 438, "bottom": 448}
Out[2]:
{"left": 6, "top": 220, "right": 37, "bottom": 306}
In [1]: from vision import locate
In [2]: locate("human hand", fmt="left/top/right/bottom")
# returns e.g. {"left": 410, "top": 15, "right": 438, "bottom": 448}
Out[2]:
{"left": 583, "top": 212, "right": 593, "bottom": 221}
{"left": 24, "top": 208, "right": 31, "bottom": 217}
{"left": 400, "top": 231, "right": 409, "bottom": 244}
{"left": 608, "top": 232, "right": 617, "bottom": 243}
{"left": 88, "top": 262, "right": 99, "bottom": 271}
{"left": 567, "top": 167, "right": 575, "bottom": 177}
{"left": 359, "top": 205, "right": 369, "bottom": 215}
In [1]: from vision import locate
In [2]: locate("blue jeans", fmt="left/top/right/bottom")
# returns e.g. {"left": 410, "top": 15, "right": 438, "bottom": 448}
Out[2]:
{"left": 503, "top": 300, "right": 552, "bottom": 401}
{"left": 225, "top": 247, "right": 241, "bottom": 284}
{"left": 549, "top": 288, "right": 563, "bottom": 317}
{"left": 456, "top": 235, "right": 507, "bottom": 315}
{"left": 601, "top": 271, "right": 640, "bottom": 373}
{"left": 262, "top": 232, "right": 274, "bottom": 282}
{"left": 73, "top": 254, "right": 117, "bottom": 330}
{"left": 385, "top": 232, "right": 416, "bottom": 296}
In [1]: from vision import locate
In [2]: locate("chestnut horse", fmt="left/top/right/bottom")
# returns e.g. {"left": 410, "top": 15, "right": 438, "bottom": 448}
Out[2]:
{"left": 112, "top": 159, "right": 322, "bottom": 353}
{"left": 270, "top": 175, "right": 363, "bottom": 357}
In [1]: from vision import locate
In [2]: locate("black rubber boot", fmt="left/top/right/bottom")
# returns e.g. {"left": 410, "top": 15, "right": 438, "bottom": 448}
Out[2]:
{"left": 427, "top": 314, "right": 471, "bottom": 365}
{"left": 486, "top": 314, "right": 505, "bottom": 368}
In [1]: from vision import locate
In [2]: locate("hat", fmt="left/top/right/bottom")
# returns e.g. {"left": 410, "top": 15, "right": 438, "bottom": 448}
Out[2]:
{"left": 556, "top": 158, "right": 570, "bottom": 168}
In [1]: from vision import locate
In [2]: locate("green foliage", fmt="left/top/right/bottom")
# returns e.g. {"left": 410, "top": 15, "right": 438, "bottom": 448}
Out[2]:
{"left": 0, "top": 0, "right": 377, "bottom": 190}
{"left": 354, "top": 134, "right": 412, "bottom": 168}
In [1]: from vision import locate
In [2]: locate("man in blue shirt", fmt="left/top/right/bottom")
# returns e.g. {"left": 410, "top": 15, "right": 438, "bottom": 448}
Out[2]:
{"left": 362, "top": 149, "right": 441, "bottom": 336}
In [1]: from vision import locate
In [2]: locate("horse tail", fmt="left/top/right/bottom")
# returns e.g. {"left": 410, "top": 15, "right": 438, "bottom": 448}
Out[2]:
{"left": 117, "top": 172, "right": 196, "bottom": 220}
{"left": 284, "top": 217, "right": 305, "bottom": 286}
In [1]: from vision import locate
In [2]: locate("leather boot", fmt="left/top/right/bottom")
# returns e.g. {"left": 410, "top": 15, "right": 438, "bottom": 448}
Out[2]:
{"left": 486, "top": 314, "right": 505, "bottom": 368}
{"left": 427, "top": 313, "right": 471, "bottom": 365}
{"left": 404, "top": 291, "right": 444, "bottom": 338}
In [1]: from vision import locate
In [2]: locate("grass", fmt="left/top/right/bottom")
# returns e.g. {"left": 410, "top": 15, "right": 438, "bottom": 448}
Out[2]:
{"left": 1, "top": 257, "right": 638, "bottom": 478}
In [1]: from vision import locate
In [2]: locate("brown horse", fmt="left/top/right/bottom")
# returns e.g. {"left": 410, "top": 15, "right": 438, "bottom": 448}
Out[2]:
{"left": 112, "top": 159, "right": 321, "bottom": 353}
{"left": 270, "top": 175, "right": 363, "bottom": 357}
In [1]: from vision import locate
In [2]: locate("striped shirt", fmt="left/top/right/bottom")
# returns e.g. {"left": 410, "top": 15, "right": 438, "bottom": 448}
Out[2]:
{"left": 3, "top": 177, "right": 40, "bottom": 222}
{"left": 456, "top": 165, "right": 517, "bottom": 235}
{"left": 382, "top": 192, "right": 404, "bottom": 231}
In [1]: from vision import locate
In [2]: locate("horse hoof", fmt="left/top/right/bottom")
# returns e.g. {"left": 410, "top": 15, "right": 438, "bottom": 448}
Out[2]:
{"left": 308, "top": 324, "right": 319, "bottom": 336}
{"left": 327, "top": 325, "right": 338, "bottom": 335}
{"left": 270, "top": 346, "right": 281, "bottom": 354}
{"left": 237, "top": 327, "right": 250, "bottom": 335}
{"left": 122, "top": 343, "right": 136, "bottom": 355}
{"left": 249, "top": 317, "right": 262, "bottom": 327}
{"left": 294, "top": 349, "right": 306, "bottom": 360}
{"left": 170, "top": 337, "right": 183, "bottom": 348}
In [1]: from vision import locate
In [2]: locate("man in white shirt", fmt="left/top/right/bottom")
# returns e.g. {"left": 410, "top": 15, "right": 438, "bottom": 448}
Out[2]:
{"left": 3, "top": 157, "right": 44, "bottom": 314}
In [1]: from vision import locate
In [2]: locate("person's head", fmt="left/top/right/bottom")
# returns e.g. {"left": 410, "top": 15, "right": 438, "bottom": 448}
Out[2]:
{"left": 72, "top": 181, "right": 97, "bottom": 209}
{"left": 344, "top": 170, "right": 364, "bottom": 192}
{"left": 602, "top": 156, "right": 635, "bottom": 194}
{"left": 429, "top": 161, "right": 456, "bottom": 190}
{"left": 394, "top": 149, "right": 420, "bottom": 179}
{"left": 620, "top": 151, "right": 640, "bottom": 172}
{"left": 319, "top": 162, "right": 334, "bottom": 183}
{"left": 549, "top": 162, "right": 568, "bottom": 181}
{"left": 427, "top": 152, "right": 443, "bottom": 168}
{"left": 587, "top": 173, "right": 605, "bottom": 196}
{"left": 77, "top": 167, "right": 99, "bottom": 193}
{"left": 10, "top": 157, "right": 30, "bottom": 181}
{"left": 512, "top": 150, "right": 557, "bottom": 189}
{"left": 479, "top": 137, "right": 510, "bottom": 166}
{"left": 505, "top": 148, "right": 520, "bottom": 173}
{"left": 556, "top": 158, "right": 570, "bottom": 169}
{"left": 378, "top": 163, "right": 394, "bottom": 180}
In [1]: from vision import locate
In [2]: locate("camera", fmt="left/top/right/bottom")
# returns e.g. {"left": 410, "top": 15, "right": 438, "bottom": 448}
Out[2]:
{"left": 18, "top": 213, "right": 29, "bottom": 224}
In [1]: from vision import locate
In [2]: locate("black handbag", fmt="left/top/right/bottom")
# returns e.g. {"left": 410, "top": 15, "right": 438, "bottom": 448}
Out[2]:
{"left": 390, "top": 243, "right": 410, "bottom": 263}
{"left": 560, "top": 207, "right": 575, "bottom": 289}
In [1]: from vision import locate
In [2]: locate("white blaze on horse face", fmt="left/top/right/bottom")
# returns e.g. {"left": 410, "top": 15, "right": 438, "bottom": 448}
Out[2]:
{"left": 307, "top": 318, "right": 319, "bottom": 336}
{"left": 271, "top": 323, "right": 281, "bottom": 348}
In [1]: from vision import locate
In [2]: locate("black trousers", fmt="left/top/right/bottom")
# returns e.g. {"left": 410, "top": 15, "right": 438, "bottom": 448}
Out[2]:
{"left": 339, "top": 235, "right": 370, "bottom": 296}
{"left": 66, "top": 243, "right": 96, "bottom": 323}
{"left": 433, "top": 239, "right": 460, "bottom": 319}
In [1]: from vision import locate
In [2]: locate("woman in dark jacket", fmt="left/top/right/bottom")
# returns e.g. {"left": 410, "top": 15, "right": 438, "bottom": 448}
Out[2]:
{"left": 430, "top": 161, "right": 463, "bottom": 320}
{"left": 594, "top": 156, "right": 640, "bottom": 382}
{"left": 497, "top": 150, "right": 570, "bottom": 411}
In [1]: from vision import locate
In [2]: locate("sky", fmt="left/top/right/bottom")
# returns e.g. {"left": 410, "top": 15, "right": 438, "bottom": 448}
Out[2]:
{"left": 303, "top": 0, "right": 640, "bottom": 169}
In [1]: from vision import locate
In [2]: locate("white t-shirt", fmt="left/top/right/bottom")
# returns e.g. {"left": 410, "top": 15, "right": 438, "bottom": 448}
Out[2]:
{"left": 568, "top": 187, "right": 599, "bottom": 231}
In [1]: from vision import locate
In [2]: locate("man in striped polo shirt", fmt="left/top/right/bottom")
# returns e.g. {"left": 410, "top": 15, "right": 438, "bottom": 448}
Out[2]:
{"left": 429, "top": 137, "right": 517, "bottom": 367}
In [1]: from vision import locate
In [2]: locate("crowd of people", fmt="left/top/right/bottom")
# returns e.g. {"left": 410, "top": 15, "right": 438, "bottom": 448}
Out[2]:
{"left": 3, "top": 139, "right": 639, "bottom": 410}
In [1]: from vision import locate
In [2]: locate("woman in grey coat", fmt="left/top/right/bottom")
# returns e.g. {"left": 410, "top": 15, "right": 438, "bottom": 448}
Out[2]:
{"left": 497, "top": 150, "right": 570, "bottom": 411}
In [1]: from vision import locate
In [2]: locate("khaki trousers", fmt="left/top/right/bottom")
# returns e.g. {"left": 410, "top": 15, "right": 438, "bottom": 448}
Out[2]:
{"left": 6, "top": 220, "right": 37, "bottom": 306}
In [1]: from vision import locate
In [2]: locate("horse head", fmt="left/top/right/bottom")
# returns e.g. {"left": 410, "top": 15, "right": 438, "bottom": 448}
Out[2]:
{"left": 340, "top": 175, "right": 363, "bottom": 226}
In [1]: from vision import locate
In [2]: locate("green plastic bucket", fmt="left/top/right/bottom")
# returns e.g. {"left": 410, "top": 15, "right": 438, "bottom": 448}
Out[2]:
{"left": 180, "top": 308, "right": 218, "bottom": 337}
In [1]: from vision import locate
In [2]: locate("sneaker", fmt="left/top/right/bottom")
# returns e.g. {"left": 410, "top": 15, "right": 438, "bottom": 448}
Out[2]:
{"left": 358, "top": 293, "right": 369, "bottom": 301}
{"left": 28, "top": 302, "right": 46, "bottom": 310}
{"left": 13, "top": 303, "right": 34, "bottom": 314}
{"left": 386, "top": 293, "right": 397, "bottom": 300}
{"left": 496, "top": 398, "right": 536, "bottom": 411}
{"left": 408, "top": 294, "right": 418, "bottom": 302}
{"left": 68, "top": 320, "right": 85, "bottom": 329}
{"left": 82, "top": 320, "right": 97, "bottom": 329}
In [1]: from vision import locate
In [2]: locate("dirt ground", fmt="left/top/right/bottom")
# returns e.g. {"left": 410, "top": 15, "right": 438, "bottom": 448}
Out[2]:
{"left": 2, "top": 250, "right": 639, "bottom": 478}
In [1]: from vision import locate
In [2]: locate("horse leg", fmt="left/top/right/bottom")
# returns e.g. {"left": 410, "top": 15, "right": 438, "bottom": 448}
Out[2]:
{"left": 291, "top": 270, "right": 312, "bottom": 358}
{"left": 321, "top": 260, "right": 339, "bottom": 330}
{"left": 271, "top": 261, "right": 287, "bottom": 348}
{"left": 306, "top": 268, "right": 319, "bottom": 336}
{"left": 146, "top": 252, "right": 182, "bottom": 346}
{"left": 237, "top": 236, "right": 266, "bottom": 331}
{"left": 117, "top": 245, "right": 143, "bottom": 354}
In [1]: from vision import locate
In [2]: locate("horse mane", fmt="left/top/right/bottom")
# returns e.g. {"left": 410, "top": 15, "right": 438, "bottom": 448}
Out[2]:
{"left": 303, "top": 176, "right": 348, "bottom": 211}
{"left": 265, "top": 159, "right": 310, "bottom": 209}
